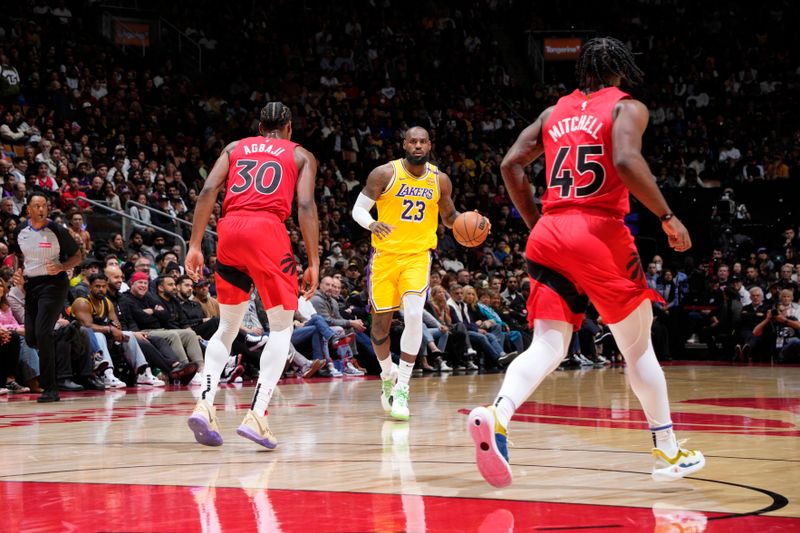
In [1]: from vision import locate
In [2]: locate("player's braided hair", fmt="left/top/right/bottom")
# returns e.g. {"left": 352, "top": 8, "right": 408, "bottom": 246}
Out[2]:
{"left": 576, "top": 37, "right": 644, "bottom": 88}
{"left": 260, "top": 101, "right": 292, "bottom": 131}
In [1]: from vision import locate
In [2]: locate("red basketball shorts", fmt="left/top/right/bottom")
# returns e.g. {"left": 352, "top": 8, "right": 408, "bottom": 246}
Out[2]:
{"left": 525, "top": 209, "right": 664, "bottom": 329}
{"left": 215, "top": 213, "right": 298, "bottom": 311}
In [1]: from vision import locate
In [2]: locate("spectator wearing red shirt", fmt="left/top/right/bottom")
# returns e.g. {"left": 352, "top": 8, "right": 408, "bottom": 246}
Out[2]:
{"left": 60, "top": 176, "right": 90, "bottom": 211}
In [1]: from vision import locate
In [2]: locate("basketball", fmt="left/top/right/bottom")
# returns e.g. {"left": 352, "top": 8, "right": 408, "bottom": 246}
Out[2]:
{"left": 453, "top": 211, "right": 490, "bottom": 248}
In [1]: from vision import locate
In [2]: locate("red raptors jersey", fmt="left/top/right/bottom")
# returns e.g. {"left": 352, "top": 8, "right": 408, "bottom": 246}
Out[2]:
{"left": 541, "top": 86, "right": 631, "bottom": 218}
{"left": 222, "top": 136, "right": 299, "bottom": 220}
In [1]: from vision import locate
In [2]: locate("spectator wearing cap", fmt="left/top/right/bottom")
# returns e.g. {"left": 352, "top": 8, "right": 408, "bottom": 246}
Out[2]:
{"left": 757, "top": 247, "right": 774, "bottom": 273}
{"left": 70, "top": 257, "right": 102, "bottom": 299}
{"left": 119, "top": 272, "right": 205, "bottom": 383}
{"left": 163, "top": 261, "right": 182, "bottom": 280}
{"left": 343, "top": 259, "right": 361, "bottom": 292}
{"left": 193, "top": 278, "right": 219, "bottom": 318}
{"left": 142, "top": 235, "right": 169, "bottom": 263}
{"left": 731, "top": 276, "right": 751, "bottom": 306}
{"left": 151, "top": 195, "right": 178, "bottom": 232}
{"left": 173, "top": 275, "right": 250, "bottom": 354}
{"left": 170, "top": 194, "right": 187, "bottom": 215}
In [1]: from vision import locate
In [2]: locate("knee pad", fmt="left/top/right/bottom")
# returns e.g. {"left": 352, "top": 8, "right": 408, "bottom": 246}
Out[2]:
{"left": 400, "top": 293, "right": 425, "bottom": 355}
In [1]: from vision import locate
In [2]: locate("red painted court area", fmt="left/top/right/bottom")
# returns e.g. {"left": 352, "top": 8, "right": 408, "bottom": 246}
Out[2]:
{"left": 2, "top": 481, "right": 798, "bottom": 532}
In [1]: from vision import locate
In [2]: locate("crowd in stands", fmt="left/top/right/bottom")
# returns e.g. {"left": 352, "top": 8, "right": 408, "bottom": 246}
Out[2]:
{"left": 0, "top": 1, "right": 799, "bottom": 395}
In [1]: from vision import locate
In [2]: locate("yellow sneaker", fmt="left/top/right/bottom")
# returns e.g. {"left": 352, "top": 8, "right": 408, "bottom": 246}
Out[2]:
{"left": 236, "top": 410, "right": 278, "bottom": 450}
{"left": 187, "top": 399, "right": 223, "bottom": 447}
{"left": 651, "top": 445, "right": 705, "bottom": 481}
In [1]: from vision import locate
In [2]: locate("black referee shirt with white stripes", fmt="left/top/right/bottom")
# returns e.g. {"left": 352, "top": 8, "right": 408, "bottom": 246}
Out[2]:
{"left": 16, "top": 220, "right": 80, "bottom": 278}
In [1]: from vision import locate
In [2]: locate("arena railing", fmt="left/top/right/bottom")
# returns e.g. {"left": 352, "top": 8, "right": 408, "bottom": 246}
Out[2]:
{"left": 76, "top": 197, "right": 189, "bottom": 259}
{"left": 126, "top": 200, "right": 217, "bottom": 238}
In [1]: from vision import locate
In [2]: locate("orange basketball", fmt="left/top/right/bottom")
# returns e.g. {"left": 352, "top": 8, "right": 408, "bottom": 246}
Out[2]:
{"left": 453, "top": 211, "right": 490, "bottom": 248}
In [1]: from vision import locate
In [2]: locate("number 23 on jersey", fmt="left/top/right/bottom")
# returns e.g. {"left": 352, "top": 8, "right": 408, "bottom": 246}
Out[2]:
{"left": 400, "top": 199, "right": 426, "bottom": 222}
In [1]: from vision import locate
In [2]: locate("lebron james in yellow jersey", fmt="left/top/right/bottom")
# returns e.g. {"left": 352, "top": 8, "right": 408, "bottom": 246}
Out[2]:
{"left": 352, "top": 126, "right": 486, "bottom": 420}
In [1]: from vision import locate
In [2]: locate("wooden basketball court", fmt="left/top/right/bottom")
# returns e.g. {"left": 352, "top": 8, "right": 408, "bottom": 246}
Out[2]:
{"left": 1, "top": 362, "right": 799, "bottom": 532}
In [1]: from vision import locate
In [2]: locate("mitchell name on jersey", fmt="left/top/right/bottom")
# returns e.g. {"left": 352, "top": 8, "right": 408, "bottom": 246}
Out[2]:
{"left": 547, "top": 115, "right": 604, "bottom": 142}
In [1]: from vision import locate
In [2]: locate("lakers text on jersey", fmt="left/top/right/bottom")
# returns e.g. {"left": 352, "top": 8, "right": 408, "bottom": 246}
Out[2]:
{"left": 372, "top": 159, "right": 440, "bottom": 255}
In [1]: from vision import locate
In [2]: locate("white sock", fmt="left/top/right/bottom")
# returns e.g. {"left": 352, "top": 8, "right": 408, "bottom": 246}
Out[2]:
{"left": 396, "top": 359, "right": 415, "bottom": 388}
{"left": 251, "top": 308, "right": 294, "bottom": 417}
{"left": 251, "top": 332, "right": 292, "bottom": 417}
{"left": 651, "top": 424, "right": 678, "bottom": 456}
{"left": 493, "top": 396, "right": 516, "bottom": 430}
{"left": 379, "top": 356, "right": 395, "bottom": 379}
{"left": 495, "top": 319, "right": 572, "bottom": 427}
{"left": 201, "top": 301, "right": 249, "bottom": 405}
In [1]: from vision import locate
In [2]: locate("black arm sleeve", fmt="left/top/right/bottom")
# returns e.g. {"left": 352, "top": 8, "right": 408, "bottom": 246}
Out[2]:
{"left": 49, "top": 221, "right": 80, "bottom": 261}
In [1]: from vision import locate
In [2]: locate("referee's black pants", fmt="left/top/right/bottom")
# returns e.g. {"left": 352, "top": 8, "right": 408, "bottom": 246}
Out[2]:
{"left": 24, "top": 273, "right": 69, "bottom": 391}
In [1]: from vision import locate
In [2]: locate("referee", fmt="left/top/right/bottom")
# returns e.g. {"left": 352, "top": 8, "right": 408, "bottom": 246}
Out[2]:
{"left": 17, "top": 193, "right": 81, "bottom": 402}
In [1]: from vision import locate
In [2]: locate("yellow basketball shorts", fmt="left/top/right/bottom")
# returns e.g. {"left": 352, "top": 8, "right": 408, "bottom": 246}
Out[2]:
{"left": 367, "top": 249, "right": 432, "bottom": 313}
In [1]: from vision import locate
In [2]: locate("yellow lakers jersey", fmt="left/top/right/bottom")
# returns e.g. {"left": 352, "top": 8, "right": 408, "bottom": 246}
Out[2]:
{"left": 373, "top": 159, "right": 440, "bottom": 254}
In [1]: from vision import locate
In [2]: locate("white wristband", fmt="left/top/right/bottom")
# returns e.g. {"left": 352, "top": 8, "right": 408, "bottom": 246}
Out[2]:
{"left": 352, "top": 193, "right": 377, "bottom": 230}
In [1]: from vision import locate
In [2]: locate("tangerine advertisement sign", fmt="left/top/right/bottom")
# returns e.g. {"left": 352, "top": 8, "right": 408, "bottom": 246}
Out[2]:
{"left": 113, "top": 20, "right": 151, "bottom": 47}
{"left": 544, "top": 38, "right": 582, "bottom": 60}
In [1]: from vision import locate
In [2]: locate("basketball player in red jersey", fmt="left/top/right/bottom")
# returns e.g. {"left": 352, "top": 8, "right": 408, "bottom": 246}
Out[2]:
{"left": 185, "top": 102, "right": 319, "bottom": 449}
{"left": 469, "top": 38, "right": 704, "bottom": 487}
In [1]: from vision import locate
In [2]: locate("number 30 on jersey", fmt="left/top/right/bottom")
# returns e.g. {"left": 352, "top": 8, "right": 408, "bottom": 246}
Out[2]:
{"left": 231, "top": 159, "right": 283, "bottom": 195}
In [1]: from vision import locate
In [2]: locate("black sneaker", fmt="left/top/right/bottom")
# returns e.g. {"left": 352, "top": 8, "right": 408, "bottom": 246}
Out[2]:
{"left": 498, "top": 351, "right": 519, "bottom": 366}
{"left": 594, "top": 331, "right": 612, "bottom": 345}
{"left": 37, "top": 390, "right": 60, "bottom": 403}
{"left": 5, "top": 381, "right": 31, "bottom": 394}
